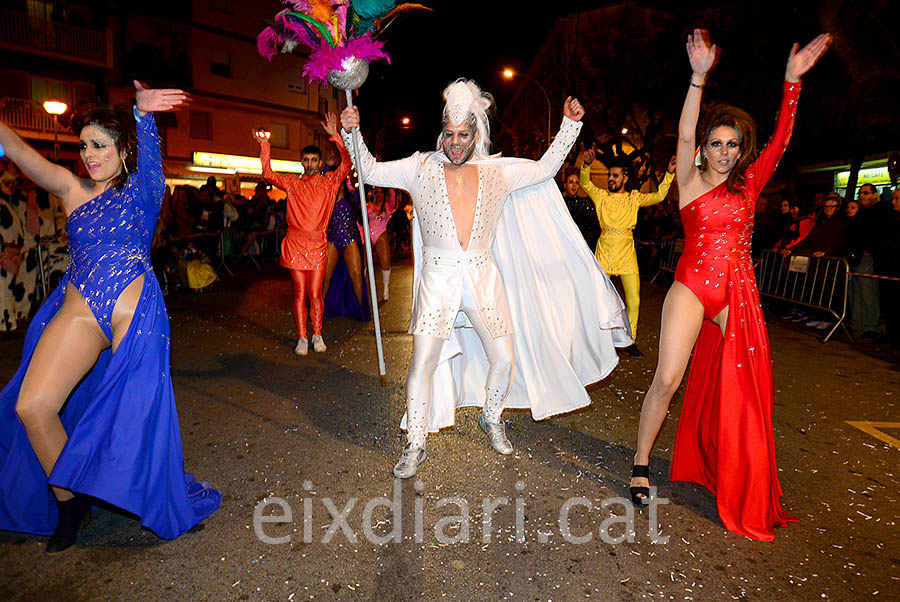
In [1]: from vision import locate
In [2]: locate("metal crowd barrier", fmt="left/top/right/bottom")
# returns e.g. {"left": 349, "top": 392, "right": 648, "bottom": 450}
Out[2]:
{"left": 649, "top": 238, "right": 684, "bottom": 284}
{"left": 755, "top": 250, "right": 852, "bottom": 343}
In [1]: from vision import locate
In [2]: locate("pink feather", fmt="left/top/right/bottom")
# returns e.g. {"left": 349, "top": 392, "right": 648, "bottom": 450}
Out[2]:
{"left": 256, "top": 27, "right": 281, "bottom": 61}
{"left": 282, "top": 1, "right": 314, "bottom": 11}
{"left": 302, "top": 35, "right": 390, "bottom": 83}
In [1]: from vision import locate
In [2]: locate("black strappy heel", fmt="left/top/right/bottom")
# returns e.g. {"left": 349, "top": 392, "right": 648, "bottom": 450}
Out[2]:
{"left": 629, "top": 465, "right": 650, "bottom": 506}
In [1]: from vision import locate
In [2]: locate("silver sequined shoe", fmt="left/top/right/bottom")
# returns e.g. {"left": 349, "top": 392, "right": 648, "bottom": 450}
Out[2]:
{"left": 392, "top": 443, "right": 427, "bottom": 479}
{"left": 479, "top": 415, "right": 513, "bottom": 455}
{"left": 294, "top": 338, "right": 308, "bottom": 356}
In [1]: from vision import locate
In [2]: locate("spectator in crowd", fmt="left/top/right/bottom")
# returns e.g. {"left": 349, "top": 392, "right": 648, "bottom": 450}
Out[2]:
{"left": 844, "top": 198, "right": 860, "bottom": 219}
{"left": 775, "top": 199, "right": 815, "bottom": 252}
{"left": 857, "top": 182, "right": 880, "bottom": 210}
{"left": 561, "top": 167, "right": 600, "bottom": 250}
{"left": 771, "top": 197, "right": 794, "bottom": 247}
{"left": 171, "top": 185, "right": 193, "bottom": 238}
{"left": 847, "top": 183, "right": 884, "bottom": 337}
{"left": 784, "top": 193, "right": 848, "bottom": 330}
{"left": 0, "top": 171, "right": 24, "bottom": 332}
{"left": 871, "top": 188, "right": 900, "bottom": 348}
{"left": 223, "top": 193, "right": 240, "bottom": 228}
{"left": 200, "top": 176, "right": 220, "bottom": 201}
{"left": 788, "top": 192, "right": 847, "bottom": 258}
{"left": 388, "top": 191, "right": 412, "bottom": 255}
{"left": 752, "top": 195, "right": 778, "bottom": 256}
{"left": 177, "top": 241, "right": 218, "bottom": 291}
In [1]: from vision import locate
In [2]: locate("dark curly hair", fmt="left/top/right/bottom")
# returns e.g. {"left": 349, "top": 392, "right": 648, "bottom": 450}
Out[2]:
{"left": 70, "top": 104, "right": 138, "bottom": 190}
{"left": 697, "top": 104, "right": 757, "bottom": 195}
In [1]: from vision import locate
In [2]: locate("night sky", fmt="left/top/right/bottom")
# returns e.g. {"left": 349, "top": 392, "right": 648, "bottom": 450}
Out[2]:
{"left": 350, "top": 0, "right": 607, "bottom": 155}
{"left": 263, "top": 1, "right": 898, "bottom": 164}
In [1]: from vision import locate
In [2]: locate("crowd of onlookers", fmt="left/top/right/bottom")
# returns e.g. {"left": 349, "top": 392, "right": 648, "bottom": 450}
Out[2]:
{"left": 151, "top": 175, "right": 414, "bottom": 293}
{"left": 151, "top": 177, "right": 288, "bottom": 292}
{"left": 748, "top": 185, "right": 900, "bottom": 348}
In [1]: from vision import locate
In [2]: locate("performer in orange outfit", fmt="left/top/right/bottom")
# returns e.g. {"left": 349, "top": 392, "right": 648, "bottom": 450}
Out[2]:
{"left": 628, "top": 29, "right": 831, "bottom": 541}
{"left": 254, "top": 113, "right": 351, "bottom": 355}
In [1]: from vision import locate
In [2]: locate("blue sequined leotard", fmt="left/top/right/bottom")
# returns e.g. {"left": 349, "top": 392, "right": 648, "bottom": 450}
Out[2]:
{"left": 324, "top": 190, "right": 369, "bottom": 320}
{"left": 66, "top": 110, "right": 161, "bottom": 338}
{"left": 0, "top": 108, "right": 220, "bottom": 540}
{"left": 327, "top": 194, "right": 360, "bottom": 252}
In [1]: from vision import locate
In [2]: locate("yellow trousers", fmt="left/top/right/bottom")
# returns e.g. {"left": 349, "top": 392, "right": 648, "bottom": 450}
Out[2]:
{"left": 618, "top": 272, "right": 641, "bottom": 340}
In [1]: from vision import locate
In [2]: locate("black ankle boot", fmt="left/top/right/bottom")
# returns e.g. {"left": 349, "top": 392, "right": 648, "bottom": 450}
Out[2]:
{"left": 46, "top": 494, "right": 92, "bottom": 554}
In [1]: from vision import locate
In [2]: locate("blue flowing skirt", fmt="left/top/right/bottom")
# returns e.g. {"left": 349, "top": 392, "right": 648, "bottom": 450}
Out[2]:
{"left": 324, "top": 242, "right": 370, "bottom": 321}
{"left": 0, "top": 271, "right": 220, "bottom": 539}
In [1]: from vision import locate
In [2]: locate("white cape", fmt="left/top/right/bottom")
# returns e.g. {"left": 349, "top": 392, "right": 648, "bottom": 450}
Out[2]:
{"left": 402, "top": 160, "right": 632, "bottom": 433}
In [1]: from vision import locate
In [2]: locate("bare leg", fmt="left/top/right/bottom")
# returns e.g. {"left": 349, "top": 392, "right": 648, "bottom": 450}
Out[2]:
{"left": 343, "top": 241, "right": 364, "bottom": 305}
{"left": 15, "top": 278, "right": 146, "bottom": 501}
{"left": 375, "top": 234, "right": 391, "bottom": 271}
{"left": 712, "top": 304, "right": 729, "bottom": 337}
{"left": 323, "top": 243, "right": 339, "bottom": 299}
{"left": 630, "top": 282, "right": 705, "bottom": 496}
{"left": 375, "top": 234, "right": 391, "bottom": 301}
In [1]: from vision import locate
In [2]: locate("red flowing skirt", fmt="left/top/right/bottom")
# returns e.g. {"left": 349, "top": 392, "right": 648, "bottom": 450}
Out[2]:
{"left": 672, "top": 259, "right": 797, "bottom": 541}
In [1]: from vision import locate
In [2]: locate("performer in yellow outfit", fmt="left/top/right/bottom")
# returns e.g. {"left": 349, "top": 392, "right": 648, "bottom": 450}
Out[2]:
{"left": 581, "top": 149, "right": 676, "bottom": 357}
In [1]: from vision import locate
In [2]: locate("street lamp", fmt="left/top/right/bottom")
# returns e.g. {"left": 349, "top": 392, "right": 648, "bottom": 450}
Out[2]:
{"left": 43, "top": 99, "right": 68, "bottom": 162}
{"left": 503, "top": 68, "right": 551, "bottom": 148}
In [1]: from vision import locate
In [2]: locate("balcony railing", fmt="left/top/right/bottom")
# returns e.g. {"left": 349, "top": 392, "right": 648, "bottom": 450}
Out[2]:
{"left": 1, "top": 98, "right": 60, "bottom": 135}
{"left": 0, "top": 8, "right": 110, "bottom": 67}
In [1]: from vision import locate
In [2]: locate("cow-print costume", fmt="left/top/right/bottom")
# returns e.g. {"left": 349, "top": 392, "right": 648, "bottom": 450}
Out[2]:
{"left": 0, "top": 185, "right": 68, "bottom": 332}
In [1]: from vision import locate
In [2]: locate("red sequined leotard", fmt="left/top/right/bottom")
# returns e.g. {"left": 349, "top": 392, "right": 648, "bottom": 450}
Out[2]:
{"left": 671, "top": 81, "right": 801, "bottom": 541}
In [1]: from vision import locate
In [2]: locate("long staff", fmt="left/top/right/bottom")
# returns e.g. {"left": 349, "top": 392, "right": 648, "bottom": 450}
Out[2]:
{"left": 344, "top": 89, "right": 386, "bottom": 380}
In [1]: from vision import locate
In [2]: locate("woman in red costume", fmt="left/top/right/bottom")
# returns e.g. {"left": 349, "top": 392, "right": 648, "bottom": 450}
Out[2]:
{"left": 628, "top": 29, "right": 831, "bottom": 541}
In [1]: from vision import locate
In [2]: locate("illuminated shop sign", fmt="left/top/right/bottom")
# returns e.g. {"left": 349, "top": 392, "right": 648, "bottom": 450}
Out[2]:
{"left": 192, "top": 152, "right": 304, "bottom": 174}
{"left": 834, "top": 165, "right": 890, "bottom": 188}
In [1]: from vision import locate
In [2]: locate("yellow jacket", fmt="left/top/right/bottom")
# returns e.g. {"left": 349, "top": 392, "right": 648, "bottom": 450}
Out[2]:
{"left": 580, "top": 165, "right": 674, "bottom": 275}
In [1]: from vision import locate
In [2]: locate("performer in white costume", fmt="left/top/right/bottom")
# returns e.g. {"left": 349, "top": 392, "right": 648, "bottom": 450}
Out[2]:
{"left": 340, "top": 79, "right": 631, "bottom": 478}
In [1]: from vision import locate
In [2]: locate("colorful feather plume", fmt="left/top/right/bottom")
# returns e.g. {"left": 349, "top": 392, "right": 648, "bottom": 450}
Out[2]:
{"left": 257, "top": 0, "right": 431, "bottom": 84}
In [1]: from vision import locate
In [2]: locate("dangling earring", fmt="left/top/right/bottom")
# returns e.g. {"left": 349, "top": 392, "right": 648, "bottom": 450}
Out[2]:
{"left": 121, "top": 156, "right": 129, "bottom": 175}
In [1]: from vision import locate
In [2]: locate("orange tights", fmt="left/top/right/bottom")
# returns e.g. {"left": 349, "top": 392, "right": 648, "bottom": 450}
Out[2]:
{"left": 289, "top": 267, "right": 326, "bottom": 339}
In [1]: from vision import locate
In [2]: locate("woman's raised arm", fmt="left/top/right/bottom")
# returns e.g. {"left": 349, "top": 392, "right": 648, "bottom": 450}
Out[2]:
{"left": 0, "top": 121, "right": 78, "bottom": 199}
{"left": 676, "top": 29, "right": 718, "bottom": 188}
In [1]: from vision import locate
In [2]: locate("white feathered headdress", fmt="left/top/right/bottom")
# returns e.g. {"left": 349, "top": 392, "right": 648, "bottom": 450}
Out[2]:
{"left": 437, "top": 78, "right": 494, "bottom": 159}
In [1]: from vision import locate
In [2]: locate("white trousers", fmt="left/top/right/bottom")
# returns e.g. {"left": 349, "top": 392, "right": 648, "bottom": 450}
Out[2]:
{"left": 405, "top": 280, "right": 515, "bottom": 447}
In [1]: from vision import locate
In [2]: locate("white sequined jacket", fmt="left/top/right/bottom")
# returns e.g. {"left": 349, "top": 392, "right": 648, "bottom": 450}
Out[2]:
{"left": 342, "top": 117, "right": 582, "bottom": 339}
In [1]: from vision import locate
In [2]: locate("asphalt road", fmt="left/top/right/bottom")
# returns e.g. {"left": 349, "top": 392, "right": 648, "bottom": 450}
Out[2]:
{"left": 1, "top": 259, "right": 897, "bottom": 601}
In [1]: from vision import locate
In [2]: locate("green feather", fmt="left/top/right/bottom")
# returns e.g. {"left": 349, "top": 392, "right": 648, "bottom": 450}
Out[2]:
{"left": 284, "top": 11, "right": 335, "bottom": 47}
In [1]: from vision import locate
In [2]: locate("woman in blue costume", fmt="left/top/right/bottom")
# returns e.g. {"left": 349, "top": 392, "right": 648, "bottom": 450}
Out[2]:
{"left": 0, "top": 81, "right": 220, "bottom": 553}
{"left": 323, "top": 180, "right": 369, "bottom": 320}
